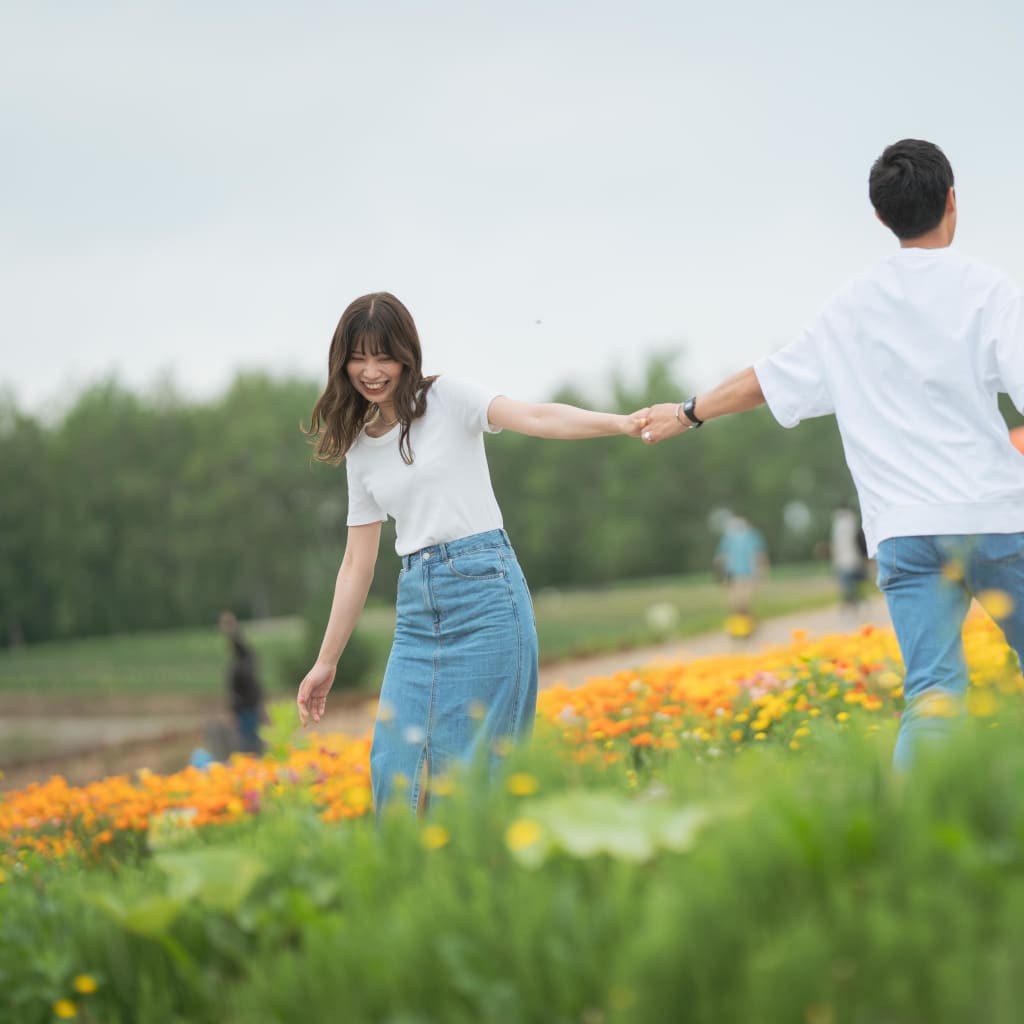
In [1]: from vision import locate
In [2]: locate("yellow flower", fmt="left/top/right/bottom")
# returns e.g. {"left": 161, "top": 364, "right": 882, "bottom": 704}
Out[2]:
{"left": 73, "top": 975, "right": 98, "bottom": 995}
{"left": 977, "top": 589, "right": 1014, "bottom": 621}
{"left": 420, "top": 825, "right": 450, "bottom": 850}
{"left": 729, "top": 729, "right": 744, "bottom": 743}
{"left": 428, "top": 775, "right": 455, "bottom": 797}
{"left": 968, "top": 689, "right": 999, "bottom": 718}
{"left": 793, "top": 727, "right": 811, "bottom": 739}
{"left": 726, "top": 614, "right": 754, "bottom": 638}
{"left": 506, "top": 773, "right": 540, "bottom": 796}
{"left": 505, "top": 818, "right": 543, "bottom": 852}
{"left": 916, "top": 692, "right": 958, "bottom": 719}
{"left": 941, "top": 560, "right": 964, "bottom": 582}
{"left": 835, "top": 711, "right": 850, "bottom": 723}
{"left": 754, "top": 732, "right": 767, "bottom": 741}
{"left": 53, "top": 1000, "right": 77, "bottom": 1019}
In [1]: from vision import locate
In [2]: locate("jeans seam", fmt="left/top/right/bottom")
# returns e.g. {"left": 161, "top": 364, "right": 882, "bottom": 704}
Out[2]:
{"left": 411, "top": 563, "right": 442, "bottom": 812}
{"left": 500, "top": 553, "right": 524, "bottom": 733}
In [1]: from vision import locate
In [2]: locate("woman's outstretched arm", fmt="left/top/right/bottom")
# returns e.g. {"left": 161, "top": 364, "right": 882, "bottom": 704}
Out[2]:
{"left": 487, "top": 396, "right": 649, "bottom": 439}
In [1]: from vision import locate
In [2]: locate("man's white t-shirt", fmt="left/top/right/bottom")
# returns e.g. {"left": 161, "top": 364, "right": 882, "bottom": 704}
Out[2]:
{"left": 345, "top": 375, "right": 504, "bottom": 556}
{"left": 754, "top": 246, "right": 1024, "bottom": 556}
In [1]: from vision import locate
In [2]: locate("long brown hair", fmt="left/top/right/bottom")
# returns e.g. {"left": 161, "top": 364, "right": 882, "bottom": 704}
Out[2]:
{"left": 304, "top": 292, "right": 436, "bottom": 464}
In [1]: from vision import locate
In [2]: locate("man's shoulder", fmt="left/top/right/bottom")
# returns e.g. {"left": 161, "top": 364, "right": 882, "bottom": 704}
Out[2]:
{"left": 833, "top": 248, "right": 1020, "bottom": 307}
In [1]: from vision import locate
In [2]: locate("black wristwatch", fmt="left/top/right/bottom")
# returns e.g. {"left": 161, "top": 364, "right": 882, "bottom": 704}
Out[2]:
{"left": 681, "top": 396, "right": 704, "bottom": 428}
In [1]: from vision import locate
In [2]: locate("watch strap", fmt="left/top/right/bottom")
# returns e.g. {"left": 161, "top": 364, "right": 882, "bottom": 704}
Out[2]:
{"left": 682, "top": 396, "right": 704, "bottom": 428}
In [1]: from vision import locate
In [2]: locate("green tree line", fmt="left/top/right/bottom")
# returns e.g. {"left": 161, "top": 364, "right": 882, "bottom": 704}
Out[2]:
{"left": 3, "top": 355, "right": 1019, "bottom": 647}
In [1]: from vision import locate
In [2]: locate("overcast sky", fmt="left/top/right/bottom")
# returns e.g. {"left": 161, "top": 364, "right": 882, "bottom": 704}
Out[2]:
{"left": 4, "top": 0, "right": 1024, "bottom": 415}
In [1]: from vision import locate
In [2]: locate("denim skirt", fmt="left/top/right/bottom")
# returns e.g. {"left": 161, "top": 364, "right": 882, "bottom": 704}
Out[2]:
{"left": 370, "top": 528, "right": 539, "bottom": 815}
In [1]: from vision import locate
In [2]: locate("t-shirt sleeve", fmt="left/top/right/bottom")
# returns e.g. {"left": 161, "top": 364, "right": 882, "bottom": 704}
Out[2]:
{"left": 990, "top": 291, "right": 1024, "bottom": 412}
{"left": 753, "top": 324, "right": 834, "bottom": 428}
{"left": 345, "top": 458, "right": 386, "bottom": 526}
{"left": 435, "top": 375, "right": 503, "bottom": 434}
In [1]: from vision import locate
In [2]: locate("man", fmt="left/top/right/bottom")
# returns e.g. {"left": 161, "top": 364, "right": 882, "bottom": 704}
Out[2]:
{"left": 641, "top": 139, "right": 1024, "bottom": 768}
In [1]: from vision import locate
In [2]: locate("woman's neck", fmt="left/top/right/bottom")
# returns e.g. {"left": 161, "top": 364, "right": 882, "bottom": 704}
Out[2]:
{"left": 365, "top": 404, "right": 399, "bottom": 437}
{"left": 374, "top": 403, "right": 397, "bottom": 426}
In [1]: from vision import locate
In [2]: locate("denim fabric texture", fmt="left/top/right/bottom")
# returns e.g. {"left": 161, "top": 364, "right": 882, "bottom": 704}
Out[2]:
{"left": 876, "top": 533, "right": 1024, "bottom": 770}
{"left": 370, "top": 529, "right": 539, "bottom": 815}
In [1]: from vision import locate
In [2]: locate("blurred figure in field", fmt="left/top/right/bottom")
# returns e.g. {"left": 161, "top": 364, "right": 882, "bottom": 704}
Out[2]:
{"left": 831, "top": 505, "right": 868, "bottom": 624}
{"left": 714, "top": 515, "right": 769, "bottom": 637}
{"left": 219, "top": 611, "right": 266, "bottom": 755}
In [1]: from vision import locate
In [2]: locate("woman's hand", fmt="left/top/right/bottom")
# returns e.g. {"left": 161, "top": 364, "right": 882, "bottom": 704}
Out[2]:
{"left": 297, "top": 662, "right": 337, "bottom": 727}
{"left": 623, "top": 408, "right": 651, "bottom": 437}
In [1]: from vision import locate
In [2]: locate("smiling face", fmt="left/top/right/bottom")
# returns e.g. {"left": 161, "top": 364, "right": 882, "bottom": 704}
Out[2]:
{"left": 324, "top": 292, "right": 427, "bottom": 445}
{"left": 345, "top": 343, "right": 405, "bottom": 413}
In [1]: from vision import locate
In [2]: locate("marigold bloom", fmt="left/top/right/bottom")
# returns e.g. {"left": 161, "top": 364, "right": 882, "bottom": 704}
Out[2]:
{"left": 976, "top": 589, "right": 1014, "bottom": 621}
{"left": 505, "top": 818, "right": 543, "bottom": 852}
{"left": 420, "top": 825, "right": 450, "bottom": 850}
{"left": 505, "top": 773, "right": 540, "bottom": 796}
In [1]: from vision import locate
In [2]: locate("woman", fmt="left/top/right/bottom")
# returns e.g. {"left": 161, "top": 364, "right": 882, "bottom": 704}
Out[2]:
{"left": 296, "top": 292, "right": 647, "bottom": 815}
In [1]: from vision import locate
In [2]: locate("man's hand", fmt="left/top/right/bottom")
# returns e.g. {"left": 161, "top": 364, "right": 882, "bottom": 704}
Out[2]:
{"left": 640, "top": 402, "right": 691, "bottom": 445}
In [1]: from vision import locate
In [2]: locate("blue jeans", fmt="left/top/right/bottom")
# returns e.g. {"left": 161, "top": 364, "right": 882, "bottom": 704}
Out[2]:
{"left": 370, "top": 529, "right": 539, "bottom": 816}
{"left": 876, "top": 533, "right": 1024, "bottom": 769}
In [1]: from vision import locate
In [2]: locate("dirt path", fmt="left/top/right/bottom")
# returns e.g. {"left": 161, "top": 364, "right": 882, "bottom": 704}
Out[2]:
{"left": 0, "top": 596, "right": 892, "bottom": 792}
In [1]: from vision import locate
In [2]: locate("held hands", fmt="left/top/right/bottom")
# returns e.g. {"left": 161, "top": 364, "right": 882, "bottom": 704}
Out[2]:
{"left": 623, "top": 408, "right": 651, "bottom": 437}
{"left": 296, "top": 662, "right": 337, "bottom": 727}
{"left": 640, "top": 402, "right": 692, "bottom": 445}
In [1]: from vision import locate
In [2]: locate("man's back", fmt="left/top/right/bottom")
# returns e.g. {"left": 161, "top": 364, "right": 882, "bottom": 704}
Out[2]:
{"left": 756, "top": 247, "right": 1024, "bottom": 552}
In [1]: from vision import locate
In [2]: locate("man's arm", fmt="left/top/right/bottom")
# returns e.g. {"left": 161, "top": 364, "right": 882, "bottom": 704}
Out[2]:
{"left": 640, "top": 367, "right": 765, "bottom": 444}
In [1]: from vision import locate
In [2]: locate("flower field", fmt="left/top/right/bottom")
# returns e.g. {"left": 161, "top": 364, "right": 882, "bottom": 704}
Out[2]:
{"left": 3, "top": 613, "right": 1018, "bottom": 867}
{"left": 2, "top": 610, "right": 1023, "bottom": 1023}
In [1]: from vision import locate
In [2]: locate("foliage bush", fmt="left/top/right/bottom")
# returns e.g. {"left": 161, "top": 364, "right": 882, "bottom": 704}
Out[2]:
{"left": 4, "top": 720, "right": 1024, "bottom": 1022}
{"left": 3, "top": 617, "right": 1023, "bottom": 1023}
{"left": 274, "top": 581, "right": 382, "bottom": 693}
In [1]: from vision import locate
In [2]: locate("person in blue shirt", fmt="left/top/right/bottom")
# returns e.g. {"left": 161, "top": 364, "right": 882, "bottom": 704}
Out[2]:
{"left": 714, "top": 515, "right": 769, "bottom": 632}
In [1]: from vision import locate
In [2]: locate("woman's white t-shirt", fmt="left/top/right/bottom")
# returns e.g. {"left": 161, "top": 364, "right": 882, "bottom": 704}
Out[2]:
{"left": 344, "top": 375, "right": 504, "bottom": 556}
{"left": 754, "top": 246, "right": 1024, "bottom": 555}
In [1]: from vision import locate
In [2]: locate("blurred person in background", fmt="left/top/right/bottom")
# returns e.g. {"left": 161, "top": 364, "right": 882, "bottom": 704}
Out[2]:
{"left": 296, "top": 291, "right": 648, "bottom": 817}
{"left": 714, "top": 515, "right": 769, "bottom": 638}
{"left": 639, "top": 138, "right": 1024, "bottom": 769}
{"left": 831, "top": 505, "right": 868, "bottom": 624}
{"left": 219, "top": 611, "right": 266, "bottom": 755}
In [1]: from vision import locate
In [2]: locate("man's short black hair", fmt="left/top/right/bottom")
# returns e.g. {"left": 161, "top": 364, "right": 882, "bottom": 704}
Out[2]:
{"left": 868, "top": 139, "right": 954, "bottom": 240}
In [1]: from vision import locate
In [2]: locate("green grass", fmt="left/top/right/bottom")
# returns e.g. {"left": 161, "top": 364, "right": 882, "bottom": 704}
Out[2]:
{"left": 0, "top": 618, "right": 304, "bottom": 699}
{"left": 0, "top": 564, "right": 841, "bottom": 698}
{"left": 530, "top": 563, "right": 838, "bottom": 659}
